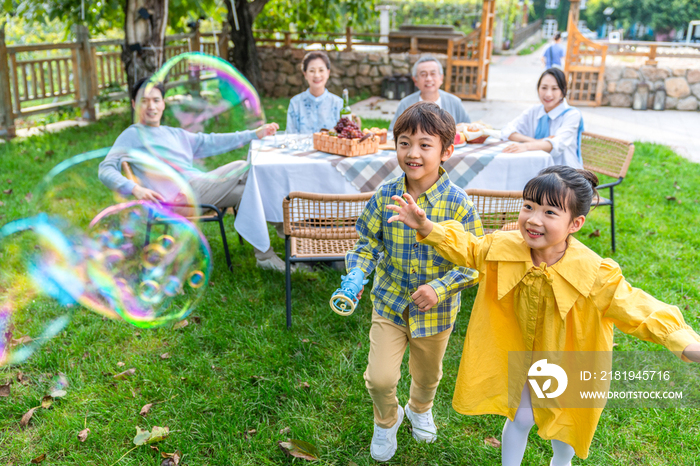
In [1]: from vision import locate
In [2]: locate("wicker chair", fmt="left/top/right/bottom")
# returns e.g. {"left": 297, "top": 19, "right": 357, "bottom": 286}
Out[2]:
{"left": 580, "top": 132, "right": 635, "bottom": 252}
{"left": 466, "top": 189, "right": 524, "bottom": 234}
{"left": 122, "top": 161, "right": 241, "bottom": 271}
{"left": 282, "top": 191, "right": 374, "bottom": 329}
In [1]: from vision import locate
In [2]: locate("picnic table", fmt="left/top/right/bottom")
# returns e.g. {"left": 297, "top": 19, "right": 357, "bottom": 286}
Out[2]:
{"left": 234, "top": 137, "right": 555, "bottom": 253}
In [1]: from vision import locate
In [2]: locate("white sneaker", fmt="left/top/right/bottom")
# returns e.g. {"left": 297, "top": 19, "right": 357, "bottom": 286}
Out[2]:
{"left": 370, "top": 405, "right": 404, "bottom": 462}
{"left": 404, "top": 403, "right": 437, "bottom": 443}
{"left": 255, "top": 255, "right": 287, "bottom": 273}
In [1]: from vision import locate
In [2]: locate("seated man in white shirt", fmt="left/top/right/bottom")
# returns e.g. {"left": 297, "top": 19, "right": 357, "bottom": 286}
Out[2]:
{"left": 388, "top": 55, "right": 471, "bottom": 132}
{"left": 98, "top": 77, "right": 289, "bottom": 272}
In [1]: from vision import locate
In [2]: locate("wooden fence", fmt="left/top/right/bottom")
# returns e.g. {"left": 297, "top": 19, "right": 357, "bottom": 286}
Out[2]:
{"left": 599, "top": 40, "right": 700, "bottom": 65}
{"left": 0, "top": 24, "right": 468, "bottom": 138}
{"left": 0, "top": 25, "right": 229, "bottom": 138}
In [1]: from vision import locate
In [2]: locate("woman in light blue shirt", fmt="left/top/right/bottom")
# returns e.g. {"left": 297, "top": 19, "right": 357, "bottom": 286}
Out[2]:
{"left": 286, "top": 51, "right": 343, "bottom": 134}
{"left": 501, "top": 68, "right": 584, "bottom": 168}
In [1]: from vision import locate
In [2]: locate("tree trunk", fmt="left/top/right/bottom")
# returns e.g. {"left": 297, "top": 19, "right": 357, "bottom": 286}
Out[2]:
{"left": 122, "top": 0, "right": 169, "bottom": 100}
{"left": 225, "top": 0, "right": 269, "bottom": 91}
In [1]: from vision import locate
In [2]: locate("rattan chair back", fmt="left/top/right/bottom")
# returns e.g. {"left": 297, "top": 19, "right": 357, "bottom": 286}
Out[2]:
{"left": 283, "top": 191, "right": 375, "bottom": 240}
{"left": 466, "top": 189, "right": 523, "bottom": 234}
{"left": 581, "top": 132, "right": 634, "bottom": 179}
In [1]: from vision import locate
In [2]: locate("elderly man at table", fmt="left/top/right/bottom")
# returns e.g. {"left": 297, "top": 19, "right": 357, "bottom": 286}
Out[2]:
{"left": 388, "top": 55, "right": 471, "bottom": 132}
{"left": 98, "top": 76, "right": 289, "bottom": 273}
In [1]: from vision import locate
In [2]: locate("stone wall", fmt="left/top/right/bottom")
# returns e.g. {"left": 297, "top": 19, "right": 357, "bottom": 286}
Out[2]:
{"left": 258, "top": 47, "right": 447, "bottom": 98}
{"left": 603, "top": 65, "right": 700, "bottom": 111}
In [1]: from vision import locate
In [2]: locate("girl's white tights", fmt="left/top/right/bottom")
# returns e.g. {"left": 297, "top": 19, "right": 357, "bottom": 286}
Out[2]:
{"left": 501, "top": 385, "right": 576, "bottom": 466}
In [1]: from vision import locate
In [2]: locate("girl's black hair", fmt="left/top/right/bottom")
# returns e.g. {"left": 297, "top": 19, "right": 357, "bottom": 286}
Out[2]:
{"left": 537, "top": 68, "right": 567, "bottom": 97}
{"left": 523, "top": 165, "right": 599, "bottom": 218}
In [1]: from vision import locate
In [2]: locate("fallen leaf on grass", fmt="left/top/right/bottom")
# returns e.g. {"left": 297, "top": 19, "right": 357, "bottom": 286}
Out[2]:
{"left": 665, "top": 196, "right": 676, "bottom": 201}
{"left": 160, "top": 450, "right": 181, "bottom": 466}
{"left": 149, "top": 426, "right": 170, "bottom": 443}
{"left": 484, "top": 436, "right": 501, "bottom": 448}
{"left": 3, "top": 189, "right": 12, "bottom": 195}
{"left": 24, "top": 192, "right": 32, "bottom": 202}
{"left": 279, "top": 427, "right": 291, "bottom": 435}
{"left": 298, "top": 381, "right": 310, "bottom": 390}
{"left": 140, "top": 403, "right": 153, "bottom": 416}
{"left": 190, "top": 316, "right": 201, "bottom": 324}
{"left": 30, "top": 454, "right": 46, "bottom": 463}
{"left": 114, "top": 368, "right": 136, "bottom": 380}
{"left": 160, "top": 352, "right": 171, "bottom": 359}
{"left": 77, "top": 428, "right": 90, "bottom": 442}
{"left": 117, "top": 361, "right": 125, "bottom": 367}
{"left": 20, "top": 407, "right": 37, "bottom": 427}
{"left": 173, "top": 319, "right": 188, "bottom": 329}
{"left": 0, "top": 201, "right": 4, "bottom": 206}
{"left": 41, "top": 396, "right": 53, "bottom": 409}
{"left": 10, "top": 335, "right": 32, "bottom": 347}
{"left": 133, "top": 426, "right": 151, "bottom": 445}
{"left": 278, "top": 439, "right": 320, "bottom": 461}
{"left": 44, "top": 150, "right": 54, "bottom": 157}
{"left": 0, "top": 383, "right": 10, "bottom": 397}
{"left": 588, "top": 229, "right": 600, "bottom": 238}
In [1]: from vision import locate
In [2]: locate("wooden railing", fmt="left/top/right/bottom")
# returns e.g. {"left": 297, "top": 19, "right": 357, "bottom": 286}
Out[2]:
{"left": 597, "top": 40, "right": 700, "bottom": 65}
{"left": 253, "top": 26, "right": 392, "bottom": 51}
{"left": 0, "top": 26, "right": 228, "bottom": 138}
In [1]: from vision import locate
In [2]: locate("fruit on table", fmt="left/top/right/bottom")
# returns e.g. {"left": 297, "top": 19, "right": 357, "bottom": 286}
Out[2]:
{"left": 454, "top": 132, "right": 467, "bottom": 145}
{"left": 334, "top": 118, "right": 363, "bottom": 139}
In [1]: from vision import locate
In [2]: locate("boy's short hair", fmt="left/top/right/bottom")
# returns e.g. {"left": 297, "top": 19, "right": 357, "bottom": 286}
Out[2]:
{"left": 131, "top": 76, "right": 165, "bottom": 102}
{"left": 392, "top": 101, "right": 456, "bottom": 153}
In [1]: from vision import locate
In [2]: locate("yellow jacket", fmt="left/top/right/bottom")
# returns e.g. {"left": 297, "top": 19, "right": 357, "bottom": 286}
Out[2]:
{"left": 419, "top": 222, "right": 700, "bottom": 458}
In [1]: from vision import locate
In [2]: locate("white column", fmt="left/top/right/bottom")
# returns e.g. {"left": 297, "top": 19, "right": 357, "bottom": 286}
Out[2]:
{"left": 376, "top": 5, "right": 394, "bottom": 43}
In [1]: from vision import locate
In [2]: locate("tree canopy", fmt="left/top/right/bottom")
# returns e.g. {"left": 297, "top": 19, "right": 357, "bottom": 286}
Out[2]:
{"left": 3, "top": 0, "right": 225, "bottom": 36}
{"left": 583, "top": 0, "right": 700, "bottom": 36}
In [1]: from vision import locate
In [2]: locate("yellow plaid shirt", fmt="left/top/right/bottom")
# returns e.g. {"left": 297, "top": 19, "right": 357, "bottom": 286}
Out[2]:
{"left": 346, "top": 167, "right": 483, "bottom": 337}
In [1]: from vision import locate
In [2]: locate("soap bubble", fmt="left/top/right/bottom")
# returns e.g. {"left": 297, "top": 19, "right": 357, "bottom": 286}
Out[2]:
{"left": 133, "top": 52, "right": 265, "bottom": 187}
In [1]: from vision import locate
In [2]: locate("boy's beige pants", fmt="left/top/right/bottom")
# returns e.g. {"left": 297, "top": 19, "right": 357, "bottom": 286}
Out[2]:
{"left": 364, "top": 308, "right": 452, "bottom": 429}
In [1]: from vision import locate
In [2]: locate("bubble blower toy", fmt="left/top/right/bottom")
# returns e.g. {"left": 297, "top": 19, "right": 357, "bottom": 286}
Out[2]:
{"left": 329, "top": 267, "right": 368, "bottom": 316}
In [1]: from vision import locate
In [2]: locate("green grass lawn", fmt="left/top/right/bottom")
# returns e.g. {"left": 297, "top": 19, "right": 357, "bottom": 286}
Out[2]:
{"left": 1, "top": 98, "right": 700, "bottom": 465}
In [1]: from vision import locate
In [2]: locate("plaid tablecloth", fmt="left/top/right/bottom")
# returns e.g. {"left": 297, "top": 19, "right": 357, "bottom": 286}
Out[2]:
{"left": 330, "top": 141, "right": 507, "bottom": 192}
{"left": 236, "top": 138, "right": 553, "bottom": 253}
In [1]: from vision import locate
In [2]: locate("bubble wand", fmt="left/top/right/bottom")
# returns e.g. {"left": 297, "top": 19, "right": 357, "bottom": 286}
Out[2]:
{"left": 329, "top": 267, "right": 368, "bottom": 316}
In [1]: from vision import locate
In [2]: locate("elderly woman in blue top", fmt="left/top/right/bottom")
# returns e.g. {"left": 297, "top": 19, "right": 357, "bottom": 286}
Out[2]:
{"left": 286, "top": 51, "right": 343, "bottom": 134}
{"left": 501, "top": 68, "right": 584, "bottom": 168}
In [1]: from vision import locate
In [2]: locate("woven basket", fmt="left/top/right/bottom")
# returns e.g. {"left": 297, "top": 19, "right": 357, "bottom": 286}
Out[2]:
{"left": 313, "top": 132, "right": 379, "bottom": 157}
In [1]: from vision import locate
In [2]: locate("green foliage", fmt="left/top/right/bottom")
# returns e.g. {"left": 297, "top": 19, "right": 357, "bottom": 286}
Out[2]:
{"left": 390, "top": 0, "right": 480, "bottom": 35}
{"left": 255, "top": 0, "right": 378, "bottom": 33}
{"left": 4, "top": 0, "right": 226, "bottom": 38}
{"left": 584, "top": 0, "right": 700, "bottom": 36}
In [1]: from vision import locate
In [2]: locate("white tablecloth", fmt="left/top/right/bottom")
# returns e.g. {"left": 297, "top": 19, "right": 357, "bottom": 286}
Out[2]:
{"left": 235, "top": 138, "right": 554, "bottom": 252}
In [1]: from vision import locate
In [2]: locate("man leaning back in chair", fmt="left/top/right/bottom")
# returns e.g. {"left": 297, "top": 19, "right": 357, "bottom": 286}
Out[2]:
{"left": 98, "top": 77, "right": 288, "bottom": 272}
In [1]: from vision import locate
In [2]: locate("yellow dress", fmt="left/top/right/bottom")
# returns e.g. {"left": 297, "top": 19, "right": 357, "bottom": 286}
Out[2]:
{"left": 419, "top": 222, "right": 700, "bottom": 458}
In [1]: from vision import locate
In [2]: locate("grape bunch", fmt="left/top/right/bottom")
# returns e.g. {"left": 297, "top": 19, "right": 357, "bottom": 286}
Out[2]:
{"left": 334, "top": 118, "right": 363, "bottom": 139}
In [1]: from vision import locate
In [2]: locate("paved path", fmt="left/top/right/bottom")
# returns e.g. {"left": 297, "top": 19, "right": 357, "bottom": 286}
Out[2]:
{"left": 353, "top": 48, "right": 700, "bottom": 163}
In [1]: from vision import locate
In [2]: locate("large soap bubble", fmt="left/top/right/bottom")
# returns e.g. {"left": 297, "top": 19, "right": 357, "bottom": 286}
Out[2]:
{"left": 1, "top": 53, "right": 266, "bottom": 366}
{"left": 133, "top": 52, "right": 264, "bottom": 188}
{"left": 0, "top": 149, "right": 212, "bottom": 366}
